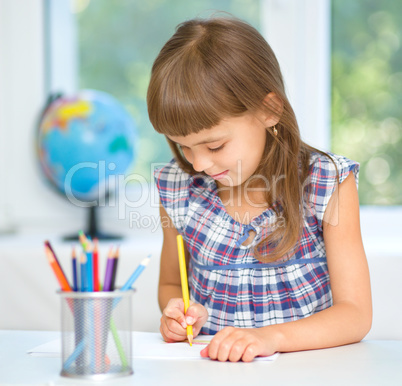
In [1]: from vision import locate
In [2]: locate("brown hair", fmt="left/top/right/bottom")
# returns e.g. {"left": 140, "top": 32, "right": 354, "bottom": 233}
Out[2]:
{"left": 147, "top": 16, "right": 327, "bottom": 262}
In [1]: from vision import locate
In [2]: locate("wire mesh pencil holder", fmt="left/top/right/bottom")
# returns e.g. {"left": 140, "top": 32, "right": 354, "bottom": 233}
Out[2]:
{"left": 59, "top": 290, "right": 134, "bottom": 380}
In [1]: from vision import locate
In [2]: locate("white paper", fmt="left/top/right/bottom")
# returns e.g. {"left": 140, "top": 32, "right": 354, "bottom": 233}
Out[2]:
{"left": 27, "top": 339, "right": 61, "bottom": 357}
{"left": 27, "top": 332, "right": 279, "bottom": 362}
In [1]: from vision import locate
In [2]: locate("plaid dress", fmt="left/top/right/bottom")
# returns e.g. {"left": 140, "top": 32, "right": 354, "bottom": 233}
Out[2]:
{"left": 154, "top": 152, "right": 359, "bottom": 335}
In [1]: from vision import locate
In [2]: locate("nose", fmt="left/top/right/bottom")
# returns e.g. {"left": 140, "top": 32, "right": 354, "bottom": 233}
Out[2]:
{"left": 192, "top": 152, "right": 213, "bottom": 173}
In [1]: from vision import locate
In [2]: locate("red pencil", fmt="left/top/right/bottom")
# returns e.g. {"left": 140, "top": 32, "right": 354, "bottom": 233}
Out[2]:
{"left": 44, "top": 244, "right": 72, "bottom": 292}
{"left": 93, "top": 238, "right": 100, "bottom": 291}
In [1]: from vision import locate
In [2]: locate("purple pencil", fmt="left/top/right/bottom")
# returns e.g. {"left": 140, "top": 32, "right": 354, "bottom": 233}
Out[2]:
{"left": 103, "top": 247, "right": 116, "bottom": 292}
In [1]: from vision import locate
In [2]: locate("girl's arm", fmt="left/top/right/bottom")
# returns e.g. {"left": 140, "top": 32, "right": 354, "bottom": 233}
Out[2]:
{"left": 158, "top": 204, "right": 208, "bottom": 342}
{"left": 202, "top": 172, "right": 372, "bottom": 361}
{"left": 158, "top": 204, "right": 183, "bottom": 311}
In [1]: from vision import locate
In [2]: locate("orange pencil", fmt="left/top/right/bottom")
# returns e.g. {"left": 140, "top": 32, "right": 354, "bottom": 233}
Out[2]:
{"left": 45, "top": 240, "right": 68, "bottom": 283}
{"left": 44, "top": 244, "right": 72, "bottom": 292}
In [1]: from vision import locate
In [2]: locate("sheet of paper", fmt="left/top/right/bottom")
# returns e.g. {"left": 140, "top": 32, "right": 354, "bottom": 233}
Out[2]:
{"left": 27, "top": 339, "right": 61, "bottom": 357}
{"left": 27, "top": 332, "right": 279, "bottom": 362}
{"left": 133, "top": 332, "right": 278, "bottom": 361}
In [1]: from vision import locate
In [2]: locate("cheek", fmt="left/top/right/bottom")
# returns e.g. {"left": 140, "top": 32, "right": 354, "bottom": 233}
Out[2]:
{"left": 249, "top": 129, "right": 267, "bottom": 157}
{"left": 181, "top": 148, "right": 193, "bottom": 163}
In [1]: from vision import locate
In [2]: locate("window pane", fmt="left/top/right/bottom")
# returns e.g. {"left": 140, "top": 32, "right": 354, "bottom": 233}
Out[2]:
{"left": 332, "top": 1, "right": 402, "bottom": 205}
{"left": 75, "top": 0, "right": 261, "bottom": 181}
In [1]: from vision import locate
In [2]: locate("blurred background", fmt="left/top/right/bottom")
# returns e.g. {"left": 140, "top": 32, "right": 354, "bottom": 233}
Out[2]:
{"left": 2, "top": 0, "right": 401, "bottom": 233}
{"left": 0, "top": 0, "right": 401, "bottom": 337}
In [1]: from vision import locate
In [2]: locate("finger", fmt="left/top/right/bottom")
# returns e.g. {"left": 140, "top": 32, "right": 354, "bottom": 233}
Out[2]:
{"left": 160, "top": 319, "right": 186, "bottom": 342}
{"left": 228, "top": 339, "right": 248, "bottom": 362}
{"left": 241, "top": 343, "right": 258, "bottom": 363}
{"left": 207, "top": 327, "right": 235, "bottom": 360}
{"left": 184, "top": 306, "right": 200, "bottom": 325}
{"left": 160, "top": 312, "right": 187, "bottom": 338}
{"left": 164, "top": 307, "right": 187, "bottom": 329}
{"left": 216, "top": 340, "right": 233, "bottom": 362}
{"left": 200, "top": 345, "right": 209, "bottom": 358}
{"left": 184, "top": 305, "right": 208, "bottom": 336}
{"left": 163, "top": 314, "right": 187, "bottom": 336}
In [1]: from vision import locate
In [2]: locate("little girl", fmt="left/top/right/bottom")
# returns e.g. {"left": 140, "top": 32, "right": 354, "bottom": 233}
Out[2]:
{"left": 147, "top": 17, "right": 372, "bottom": 362}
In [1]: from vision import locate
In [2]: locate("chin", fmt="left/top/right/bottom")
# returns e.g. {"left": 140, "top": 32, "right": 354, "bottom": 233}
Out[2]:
{"left": 216, "top": 177, "right": 243, "bottom": 188}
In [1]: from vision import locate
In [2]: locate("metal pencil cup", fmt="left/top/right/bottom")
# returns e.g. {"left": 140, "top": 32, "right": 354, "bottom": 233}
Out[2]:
{"left": 59, "top": 290, "right": 134, "bottom": 380}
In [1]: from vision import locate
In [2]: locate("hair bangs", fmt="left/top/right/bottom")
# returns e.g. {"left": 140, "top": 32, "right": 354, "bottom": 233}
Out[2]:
{"left": 147, "top": 32, "right": 247, "bottom": 137}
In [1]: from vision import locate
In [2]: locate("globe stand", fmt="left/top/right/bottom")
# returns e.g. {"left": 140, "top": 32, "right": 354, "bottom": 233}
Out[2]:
{"left": 63, "top": 206, "right": 123, "bottom": 241}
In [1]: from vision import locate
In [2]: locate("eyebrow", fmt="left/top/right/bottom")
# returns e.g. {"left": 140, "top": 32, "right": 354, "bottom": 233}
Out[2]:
{"left": 171, "top": 135, "right": 227, "bottom": 147}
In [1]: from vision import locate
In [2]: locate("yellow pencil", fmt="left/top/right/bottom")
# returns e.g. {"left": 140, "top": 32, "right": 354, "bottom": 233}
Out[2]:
{"left": 177, "top": 235, "right": 193, "bottom": 346}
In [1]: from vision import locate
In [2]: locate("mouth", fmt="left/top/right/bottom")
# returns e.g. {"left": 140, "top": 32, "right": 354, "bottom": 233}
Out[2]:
{"left": 209, "top": 170, "right": 229, "bottom": 180}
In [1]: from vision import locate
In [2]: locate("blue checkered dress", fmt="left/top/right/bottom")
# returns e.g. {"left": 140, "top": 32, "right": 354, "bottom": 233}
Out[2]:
{"left": 154, "top": 152, "right": 359, "bottom": 335}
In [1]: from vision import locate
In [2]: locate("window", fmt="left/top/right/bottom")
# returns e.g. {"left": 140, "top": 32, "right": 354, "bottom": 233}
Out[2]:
{"left": 332, "top": 1, "right": 402, "bottom": 205}
{"left": 63, "top": 0, "right": 263, "bottom": 180}
{"left": 2, "top": 0, "right": 400, "bottom": 245}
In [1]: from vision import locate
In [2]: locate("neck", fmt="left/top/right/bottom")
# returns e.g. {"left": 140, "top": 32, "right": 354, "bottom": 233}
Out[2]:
{"left": 216, "top": 179, "right": 268, "bottom": 208}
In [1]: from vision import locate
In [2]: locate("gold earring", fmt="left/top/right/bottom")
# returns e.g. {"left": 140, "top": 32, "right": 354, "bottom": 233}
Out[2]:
{"left": 272, "top": 126, "right": 278, "bottom": 136}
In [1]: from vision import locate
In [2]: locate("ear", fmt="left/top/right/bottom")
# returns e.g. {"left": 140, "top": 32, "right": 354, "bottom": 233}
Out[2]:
{"left": 260, "top": 92, "right": 283, "bottom": 127}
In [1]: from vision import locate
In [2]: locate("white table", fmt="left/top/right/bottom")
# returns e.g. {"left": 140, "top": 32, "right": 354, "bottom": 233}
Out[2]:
{"left": 1, "top": 330, "right": 401, "bottom": 385}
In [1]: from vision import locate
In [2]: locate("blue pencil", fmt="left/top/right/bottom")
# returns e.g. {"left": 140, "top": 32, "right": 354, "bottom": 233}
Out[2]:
{"left": 86, "top": 241, "right": 94, "bottom": 292}
{"left": 121, "top": 255, "right": 151, "bottom": 291}
{"left": 80, "top": 253, "right": 88, "bottom": 292}
{"left": 72, "top": 247, "right": 78, "bottom": 291}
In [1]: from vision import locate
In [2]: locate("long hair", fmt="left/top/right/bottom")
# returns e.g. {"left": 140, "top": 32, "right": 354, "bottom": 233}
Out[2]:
{"left": 147, "top": 16, "right": 325, "bottom": 262}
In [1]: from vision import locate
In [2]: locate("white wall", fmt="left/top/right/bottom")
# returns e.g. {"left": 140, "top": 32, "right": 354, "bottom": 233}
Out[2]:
{"left": 0, "top": 0, "right": 46, "bottom": 232}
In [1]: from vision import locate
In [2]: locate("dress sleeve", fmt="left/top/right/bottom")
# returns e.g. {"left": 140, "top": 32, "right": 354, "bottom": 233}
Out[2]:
{"left": 153, "top": 159, "right": 191, "bottom": 233}
{"left": 306, "top": 152, "right": 360, "bottom": 230}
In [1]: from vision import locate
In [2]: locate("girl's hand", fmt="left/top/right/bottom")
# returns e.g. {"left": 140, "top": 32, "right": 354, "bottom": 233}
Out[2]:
{"left": 160, "top": 298, "right": 208, "bottom": 343}
{"left": 200, "top": 326, "right": 278, "bottom": 362}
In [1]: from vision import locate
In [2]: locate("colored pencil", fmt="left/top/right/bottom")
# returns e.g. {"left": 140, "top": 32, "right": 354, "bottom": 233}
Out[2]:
{"left": 44, "top": 244, "right": 72, "bottom": 292}
{"left": 78, "top": 230, "right": 88, "bottom": 250}
{"left": 80, "top": 253, "right": 88, "bottom": 292}
{"left": 111, "top": 255, "right": 151, "bottom": 313}
{"left": 86, "top": 240, "right": 94, "bottom": 292}
{"left": 93, "top": 238, "right": 100, "bottom": 291}
{"left": 120, "top": 255, "right": 151, "bottom": 291}
{"left": 72, "top": 247, "right": 78, "bottom": 291}
{"left": 44, "top": 240, "right": 70, "bottom": 288}
{"left": 65, "top": 248, "right": 150, "bottom": 371}
{"left": 176, "top": 235, "right": 193, "bottom": 346}
{"left": 103, "top": 247, "right": 116, "bottom": 292}
{"left": 110, "top": 246, "right": 120, "bottom": 291}
{"left": 79, "top": 231, "right": 94, "bottom": 292}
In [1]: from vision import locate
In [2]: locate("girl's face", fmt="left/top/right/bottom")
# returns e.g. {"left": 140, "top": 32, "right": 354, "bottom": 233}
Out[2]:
{"left": 168, "top": 113, "right": 267, "bottom": 188}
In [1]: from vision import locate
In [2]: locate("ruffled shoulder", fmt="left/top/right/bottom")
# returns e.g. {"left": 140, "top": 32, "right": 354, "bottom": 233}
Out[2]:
{"left": 305, "top": 152, "right": 359, "bottom": 229}
{"left": 154, "top": 159, "right": 216, "bottom": 232}
{"left": 153, "top": 159, "right": 193, "bottom": 232}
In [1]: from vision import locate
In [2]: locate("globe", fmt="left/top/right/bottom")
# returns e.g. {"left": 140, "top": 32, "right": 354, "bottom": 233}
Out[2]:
{"left": 37, "top": 89, "right": 137, "bottom": 239}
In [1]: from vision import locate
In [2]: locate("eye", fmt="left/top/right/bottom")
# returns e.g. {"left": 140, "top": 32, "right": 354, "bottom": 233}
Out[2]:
{"left": 208, "top": 145, "right": 224, "bottom": 153}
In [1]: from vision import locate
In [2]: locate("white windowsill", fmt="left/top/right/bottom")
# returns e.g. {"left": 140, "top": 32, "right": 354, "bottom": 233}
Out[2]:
{"left": 2, "top": 202, "right": 400, "bottom": 261}
{"left": 360, "top": 206, "right": 402, "bottom": 258}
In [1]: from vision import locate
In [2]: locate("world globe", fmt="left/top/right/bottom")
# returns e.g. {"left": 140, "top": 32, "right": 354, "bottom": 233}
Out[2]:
{"left": 37, "top": 89, "right": 137, "bottom": 238}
